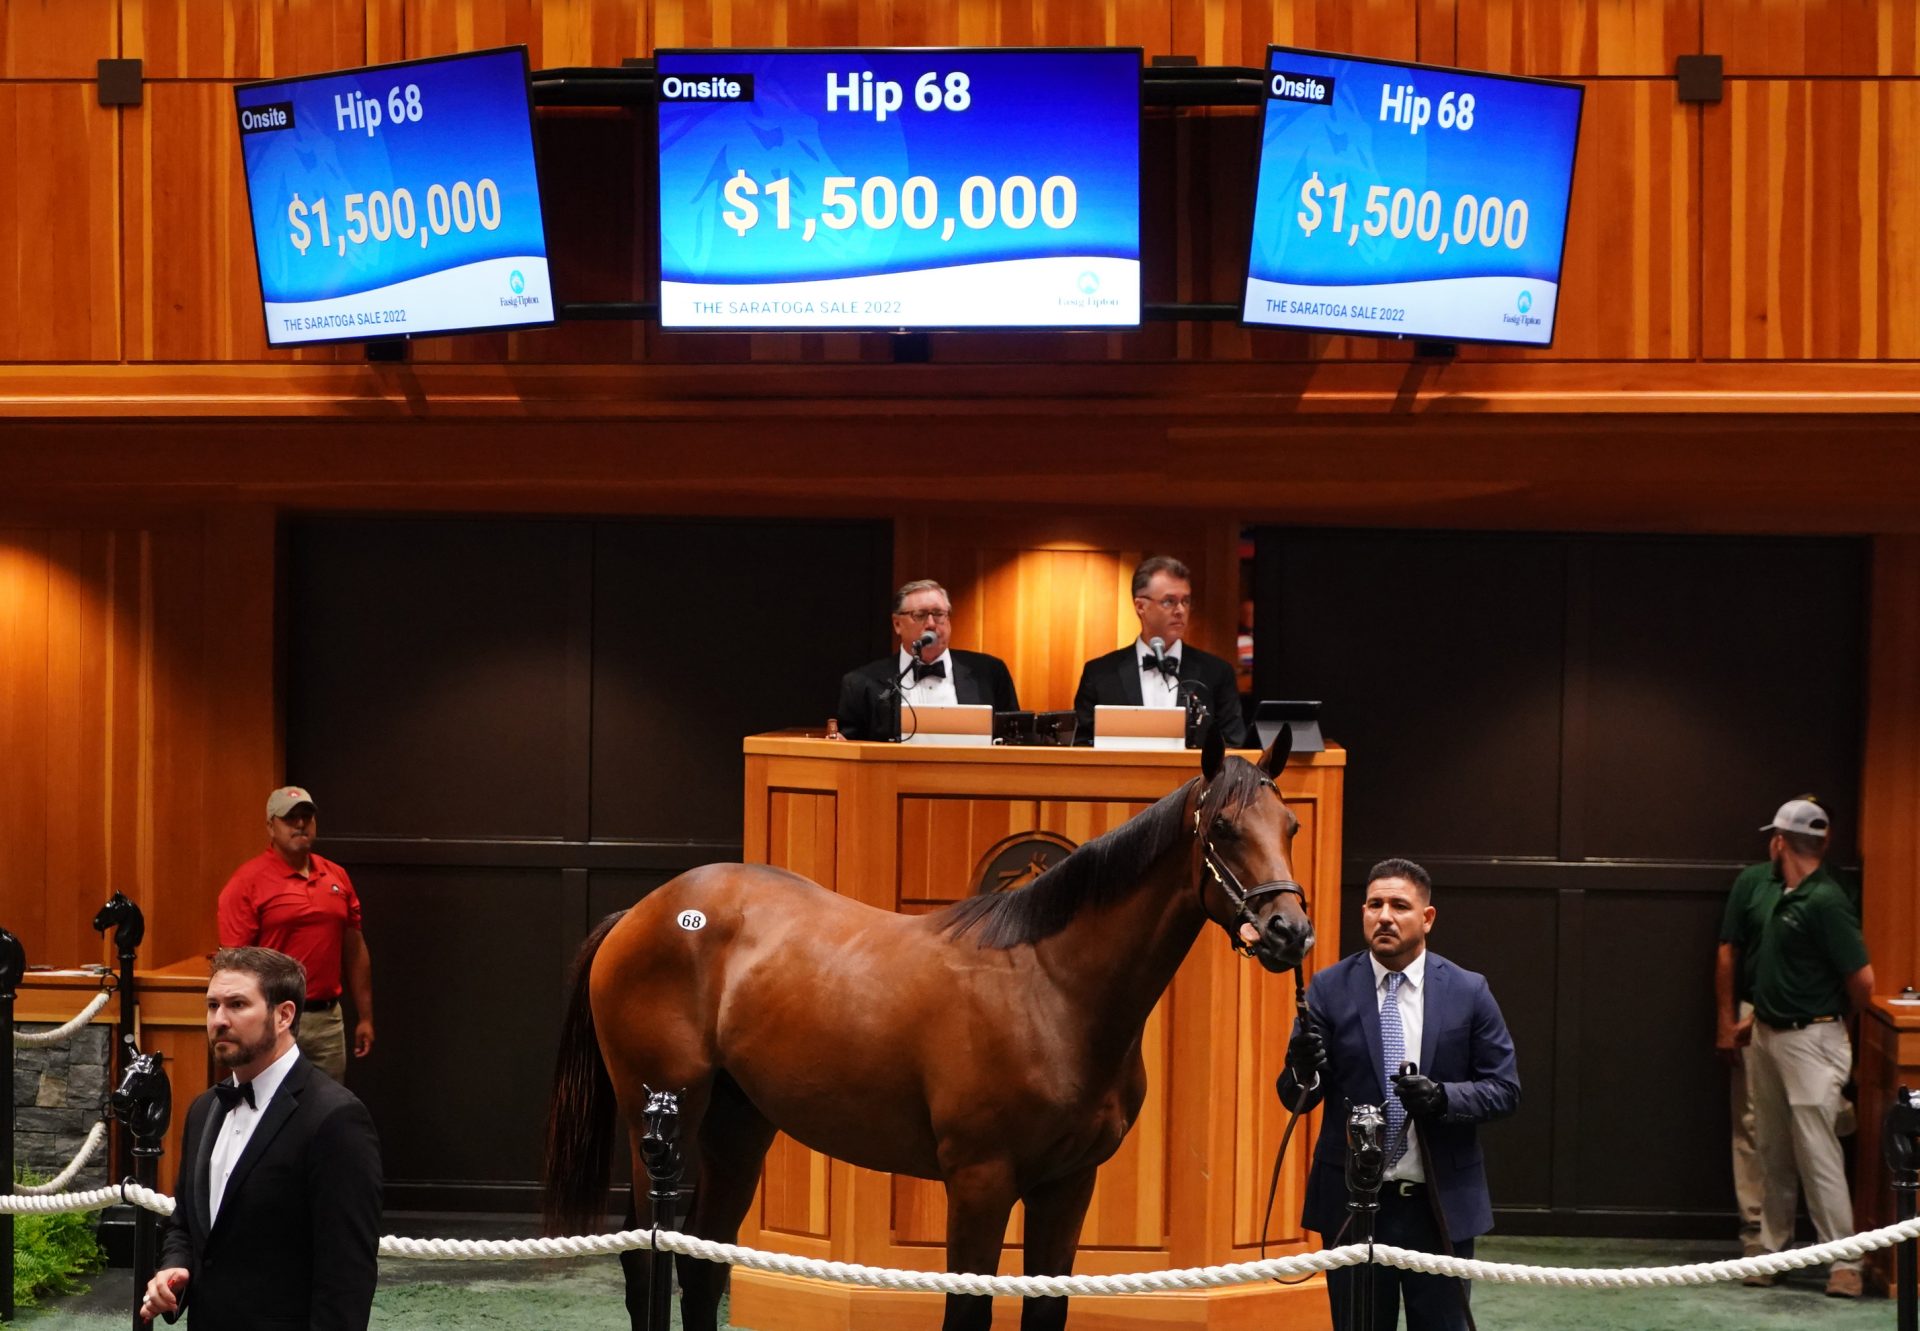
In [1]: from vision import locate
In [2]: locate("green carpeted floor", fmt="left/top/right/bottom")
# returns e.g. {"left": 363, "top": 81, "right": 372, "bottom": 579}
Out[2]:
{"left": 11, "top": 1232, "right": 1898, "bottom": 1328}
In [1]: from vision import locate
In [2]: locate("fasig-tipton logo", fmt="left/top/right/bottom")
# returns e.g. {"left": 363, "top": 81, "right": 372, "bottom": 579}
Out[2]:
{"left": 237, "top": 100, "right": 296, "bottom": 134}
{"left": 657, "top": 73, "right": 755, "bottom": 102}
{"left": 1267, "top": 70, "right": 1335, "bottom": 106}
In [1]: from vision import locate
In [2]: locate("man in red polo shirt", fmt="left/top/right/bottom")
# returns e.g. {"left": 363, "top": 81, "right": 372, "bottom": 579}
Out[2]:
{"left": 216, "top": 786, "right": 375, "bottom": 1081}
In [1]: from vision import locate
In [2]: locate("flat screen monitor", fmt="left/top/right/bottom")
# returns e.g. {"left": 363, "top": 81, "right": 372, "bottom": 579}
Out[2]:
{"left": 901, "top": 703, "right": 994, "bottom": 746}
{"left": 1092, "top": 705, "right": 1186, "bottom": 752}
{"left": 654, "top": 47, "right": 1142, "bottom": 330}
{"left": 1241, "top": 47, "right": 1583, "bottom": 346}
{"left": 235, "top": 47, "right": 554, "bottom": 347}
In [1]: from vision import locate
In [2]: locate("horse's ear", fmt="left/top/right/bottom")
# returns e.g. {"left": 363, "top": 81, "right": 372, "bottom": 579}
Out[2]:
{"left": 1200, "top": 721, "right": 1225, "bottom": 782}
{"left": 1259, "top": 723, "right": 1292, "bottom": 779}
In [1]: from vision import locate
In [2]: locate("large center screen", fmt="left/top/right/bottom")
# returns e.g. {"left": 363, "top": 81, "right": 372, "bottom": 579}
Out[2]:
{"left": 235, "top": 47, "right": 554, "bottom": 347}
{"left": 655, "top": 48, "right": 1141, "bottom": 329}
{"left": 1242, "top": 48, "right": 1583, "bottom": 346}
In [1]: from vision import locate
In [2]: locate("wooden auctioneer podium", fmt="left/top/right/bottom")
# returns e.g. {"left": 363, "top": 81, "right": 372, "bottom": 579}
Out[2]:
{"left": 735, "top": 733, "right": 1346, "bottom": 1331}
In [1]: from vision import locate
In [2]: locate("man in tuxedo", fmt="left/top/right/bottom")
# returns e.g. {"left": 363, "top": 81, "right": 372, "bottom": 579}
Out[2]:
{"left": 1072, "top": 555, "right": 1248, "bottom": 746}
{"left": 1278, "top": 859, "right": 1520, "bottom": 1331}
{"left": 142, "top": 946, "right": 381, "bottom": 1329}
{"left": 833, "top": 579, "right": 1018, "bottom": 739}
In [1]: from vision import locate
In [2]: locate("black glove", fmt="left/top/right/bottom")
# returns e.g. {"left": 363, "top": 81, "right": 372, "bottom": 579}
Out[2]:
{"left": 1393, "top": 1072, "right": 1447, "bottom": 1119}
{"left": 1283, "top": 1021, "right": 1329, "bottom": 1084}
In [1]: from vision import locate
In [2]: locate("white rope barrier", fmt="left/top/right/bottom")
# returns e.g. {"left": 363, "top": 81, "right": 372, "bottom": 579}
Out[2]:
{"left": 6, "top": 1181, "right": 1920, "bottom": 1295}
{"left": 11, "top": 988, "right": 112, "bottom": 1047}
{"left": 14, "top": 1119, "right": 108, "bottom": 1195}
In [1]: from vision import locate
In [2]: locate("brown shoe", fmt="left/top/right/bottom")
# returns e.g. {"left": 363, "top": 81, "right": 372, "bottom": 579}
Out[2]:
{"left": 1742, "top": 1271, "right": 1774, "bottom": 1288}
{"left": 1825, "top": 1266, "right": 1863, "bottom": 1298}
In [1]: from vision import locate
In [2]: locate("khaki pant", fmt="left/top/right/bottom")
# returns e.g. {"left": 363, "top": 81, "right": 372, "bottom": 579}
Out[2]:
{"left": 296, "top": 1003, "right": 348, "bottom": 1082}
{"left": 1749, "top": 1020, "right": 1858, "bottom": 1271}
{"left": 1730, "top": 1003, "right": 1763, "bottom": 1250}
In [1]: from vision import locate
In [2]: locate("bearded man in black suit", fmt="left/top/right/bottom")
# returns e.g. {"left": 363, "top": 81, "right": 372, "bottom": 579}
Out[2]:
{"left": 1072, "top": 555, "right": 1249, "bottom": 746}
{"left": 142, "top": 946, "right": 381, "bottom": 1330}
{"left": 834, "top": 579, "right": 1019, "bottom": 739}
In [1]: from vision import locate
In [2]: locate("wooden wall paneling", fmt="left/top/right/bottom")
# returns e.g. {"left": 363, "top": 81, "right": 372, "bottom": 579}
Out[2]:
{"left": 1455, "top": 0, "right": 1699, "bottom": 77}
{"left": 1709, "top": 0, "right": 1920, "bottom": 76}
{"left": 1863, "top": 536, "right": 1920, "bottom": 992}
{"left": 1463, "top": 79, "right": 1696, "bottom": 362}
{"left": 1702, "top": 80, "right": 1920, "bottom": 360}
{"left": 0, "top": 529, "right": 54, "bottom": 951}
{"left": 126, "top": 0, "right": 374, "bottom": 79}
{"left": 124, "top": 82, "right": 347, "bottom": 362}
{"left": 645, "top": 0, "right": 1171, "bottom": 52}
{"left": 0, "top": 83, "right": 121, "bottom": 360}
{"left": 402, "top": 0, "right": 539, "bottom": 58}
{"left": 1172, "top": 0, "right": 1420, "bottom": 68}
{"left": 0, "top": 0, "right": 116, "bottom": 77}
{"left": 1416, "top": 0, "right": 1458, "bottom": 66}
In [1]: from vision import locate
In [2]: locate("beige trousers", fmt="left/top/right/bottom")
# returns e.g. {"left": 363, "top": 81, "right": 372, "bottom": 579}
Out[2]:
{"left": 1730, "top": 1002, "right": 1763, "bottom": 1247}
{"left": 296, "top": 1003, "right": 348, "bottom": 1082}
{"left": 1748, "top": 1020, "right": 1858, "bottom": 1270}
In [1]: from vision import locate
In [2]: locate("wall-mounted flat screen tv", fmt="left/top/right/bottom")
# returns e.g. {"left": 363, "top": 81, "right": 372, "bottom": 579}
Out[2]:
{"left": 1242, "top": 47, "right": 1583, "bottom": 346}
{"left": 235, "top": 46, "right": 554, "bottom": 346}
{"left": 655, "top": 47, "right": 1141, "bottom": 330}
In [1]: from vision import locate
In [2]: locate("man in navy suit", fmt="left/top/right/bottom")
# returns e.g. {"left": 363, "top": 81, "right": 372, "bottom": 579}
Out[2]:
{"left": 1071, "top": 555, "right": 1248, "bottom": 747}
{"left": 142, "top": 946, "right": 381, "bottom": 1329}
{"left": 833, "top": 579, "right": 1018, "bottom": 739}
{"left": 1278, "top": 859, "right": 1520, "bottom": 1331}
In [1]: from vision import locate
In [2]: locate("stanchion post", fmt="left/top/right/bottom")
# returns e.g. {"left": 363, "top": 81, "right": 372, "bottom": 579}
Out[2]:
{"left": 1343, "top": 1103, "right": 1387, "bottom": 1331}
{"left": 639, "top": 1088, "right": 684, "bottom": 1331}
{"left": 1, "top": 926, "right": 28, "bottom": 1325}
{"left": 93, "top": 894, "right": 144, "bottom": 1182}
{"left": 108, "top": 1045, "right": 170, "bottom": 1331}
{"left": 1885, "top": 1085, "right": 1920, "bottom": 1331}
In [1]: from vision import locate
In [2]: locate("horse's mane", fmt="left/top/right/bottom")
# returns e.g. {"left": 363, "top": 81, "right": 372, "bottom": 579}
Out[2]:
{"left": 937, "top": 756, "right": 1272, "bottom": 949}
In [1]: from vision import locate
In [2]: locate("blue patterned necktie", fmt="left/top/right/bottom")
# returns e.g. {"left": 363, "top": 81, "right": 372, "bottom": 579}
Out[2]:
{"left": 1380, "top": 970, "right": 1407, "bottom": 1164}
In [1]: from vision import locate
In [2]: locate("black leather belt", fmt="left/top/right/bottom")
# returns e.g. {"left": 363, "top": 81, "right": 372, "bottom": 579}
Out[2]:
{"left": 1761, "top": 1013, "right": 1838, "bottom": 1031}
{"left": 303, "top": 997, "right": 339, "bottom": 1012}
{"left": 1387, "top": 1179, "right": 1427, "bottom": 1198}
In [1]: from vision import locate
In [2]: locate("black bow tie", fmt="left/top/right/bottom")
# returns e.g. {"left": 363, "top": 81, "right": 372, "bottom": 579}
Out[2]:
{"left": 1142, "top": 654, "right": 1179, "bottom": 679}
{"left": 910, "top": 658, "right": 946, "bottom": 683}
{"left": 213, "top": 1080, "right": 255, "bottom": 1112}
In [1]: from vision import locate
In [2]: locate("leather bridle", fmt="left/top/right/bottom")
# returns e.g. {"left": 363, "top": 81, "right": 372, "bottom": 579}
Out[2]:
{"left": 1192, "top": 774, "right": 1309, "bottom": 958}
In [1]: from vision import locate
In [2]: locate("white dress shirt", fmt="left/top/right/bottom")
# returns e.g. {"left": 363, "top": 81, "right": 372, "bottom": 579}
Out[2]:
{"left": 1369, "top": 949, "right": 1428, "bottom": 1182}
{"left": 208, "top": 1043, "right": 300, "bottom": 1222}
{"left": 897, "top": 647, "right": 959, "bottom": 708}
{"left": 1134, "top": 638, "right": 1185, "bottom": 710}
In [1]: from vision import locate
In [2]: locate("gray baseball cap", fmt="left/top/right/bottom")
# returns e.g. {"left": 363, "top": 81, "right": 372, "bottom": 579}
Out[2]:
{"left": 1761, "top": 798, "right": 1829, "bottom": 837}
{"left": 266, "top": 786, "right": 316, "bottom": 820}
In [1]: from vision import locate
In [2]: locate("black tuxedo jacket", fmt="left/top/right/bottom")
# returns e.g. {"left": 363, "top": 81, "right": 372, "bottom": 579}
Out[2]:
{"left": 835, "top": 650, "right": 1020, "bottom": 739}
{"left": 159, "top": 1054, "right": 381, "bottom": 1330}
{"left": 1071, "top": 643, "right": 1249, "bottom": 748}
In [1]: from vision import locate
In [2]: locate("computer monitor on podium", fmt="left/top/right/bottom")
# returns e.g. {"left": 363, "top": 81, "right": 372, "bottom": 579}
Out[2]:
{"left": 1254, "top": 700, "right": 1324, "bottom": 753}
{"left": 900, "top": 704, "right": 994, "bottom": 746}
{"left": 1092, "top": 705, "right": 1186, "bottom": 751}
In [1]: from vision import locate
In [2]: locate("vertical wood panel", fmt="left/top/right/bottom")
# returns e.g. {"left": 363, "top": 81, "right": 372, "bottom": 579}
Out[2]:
{"left": 0, "top": 0, "right": 116, "bottom": 77}
{"left": 1863, "top": 536, "right": 1920, "bottom": 992}
{"left": 1464, "top": 79, "right": 1695, "bottom": 361}
{"left": 124, "top": 83, "right": 351, "bottom": 361}
{"left": 0, "top": 530, "right": 53, "bottom": 950}
{"left": 0, "top": 84, "right": 121, "bottom": 360}
{"left": 1173, "top": 0, "right": 1420, "bottom": 67}
{"left": 1456, "top": 0, "right": 1698, "bottom": 77}
{"left": 1710, "top": 0, "right": 1920, "bottom": 76}
{"left": 127, "top": 0, "right": 373, "bottom": 79}
{"left": 1703, "top": 81, "right": 1920, "bottom": 359}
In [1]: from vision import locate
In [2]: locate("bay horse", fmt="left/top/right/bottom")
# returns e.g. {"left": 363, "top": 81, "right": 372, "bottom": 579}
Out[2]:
{"left": 544, "top": 726, "right": 1313, "bottom": 1330}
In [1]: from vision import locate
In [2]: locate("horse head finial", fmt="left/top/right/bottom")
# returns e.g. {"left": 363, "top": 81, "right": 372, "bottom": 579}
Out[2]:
{"left": 109, "top": 1040, "right": 172, "bottom": 1149}
{"left": 93, "top": 891, "right": 145, "bottom": 957}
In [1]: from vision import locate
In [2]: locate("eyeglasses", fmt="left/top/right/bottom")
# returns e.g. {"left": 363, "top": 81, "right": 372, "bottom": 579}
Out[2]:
{"left": 1141, "top": 595, "right": 1193, "bottom": 612}
{"left": 896, "top": 608, "right": 952, "bottom": 623}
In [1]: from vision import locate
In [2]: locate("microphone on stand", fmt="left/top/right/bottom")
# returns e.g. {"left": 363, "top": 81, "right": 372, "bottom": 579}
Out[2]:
{"left": 883, "top": 630, "right": 939, "bottom": 744}
{"left": 1148, "top": 636, "right": 1168, "bottom": 675}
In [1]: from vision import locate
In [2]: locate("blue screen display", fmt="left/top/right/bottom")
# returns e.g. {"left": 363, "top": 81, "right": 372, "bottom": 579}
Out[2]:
{"left": 1242, "top": 48, "right": 1583, "bottom": 346}
{"left": 655, "top": 48, "right": 1141, "bottom": 328}
{"left": 235, "top": 47, "right": 553, "bottom": 346}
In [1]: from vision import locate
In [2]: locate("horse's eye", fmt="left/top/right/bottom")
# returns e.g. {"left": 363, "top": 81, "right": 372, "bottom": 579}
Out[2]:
{"left": 1213, "top": 820, "right": 1240, "bottom": 842}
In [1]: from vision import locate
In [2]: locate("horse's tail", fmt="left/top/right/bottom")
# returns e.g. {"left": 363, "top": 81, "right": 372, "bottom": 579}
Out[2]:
{"left": 543, "top": 908, "right": 628, "bottom": 1236}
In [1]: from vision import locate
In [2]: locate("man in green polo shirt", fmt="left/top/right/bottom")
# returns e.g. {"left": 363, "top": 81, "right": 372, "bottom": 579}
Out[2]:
{"left": 1720, "top": 798, "right": 1873, "bottom": 1299}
